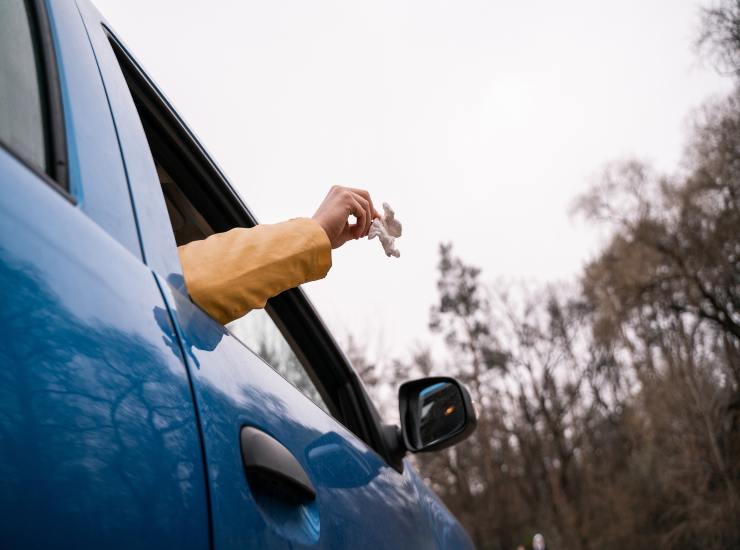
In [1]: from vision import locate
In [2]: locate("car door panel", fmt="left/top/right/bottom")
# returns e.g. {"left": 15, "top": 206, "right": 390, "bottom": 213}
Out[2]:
{"left": 157, "top": 282, "right": 437, "bottom": 549}
{"left": 406, "top": 465, "right": 475, "bottom": 549}
{"left": 0, "top": 147, "right": 210, "bottom": 549}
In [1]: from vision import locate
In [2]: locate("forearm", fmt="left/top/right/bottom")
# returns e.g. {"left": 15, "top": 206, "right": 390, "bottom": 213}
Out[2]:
{"left": 178, "top": 218, "right": 332, "bottom": 324}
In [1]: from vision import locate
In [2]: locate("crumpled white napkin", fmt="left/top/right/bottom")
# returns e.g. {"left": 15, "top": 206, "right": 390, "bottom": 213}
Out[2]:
{"left": 368, "top": 202, "right": 402, "bottom": 258}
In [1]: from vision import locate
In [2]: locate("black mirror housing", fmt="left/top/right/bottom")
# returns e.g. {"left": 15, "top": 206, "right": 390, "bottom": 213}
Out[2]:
{"left": 398, "top": 377, "right": 477, "bottom": 453}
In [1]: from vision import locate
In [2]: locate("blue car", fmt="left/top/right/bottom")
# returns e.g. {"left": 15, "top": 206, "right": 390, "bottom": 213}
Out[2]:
{"left": 0, "top": 1, "right": 477, "bottom": 548}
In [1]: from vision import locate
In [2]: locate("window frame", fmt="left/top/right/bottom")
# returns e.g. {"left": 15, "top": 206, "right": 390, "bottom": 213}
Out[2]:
{"left": 105, "top": 30, "right": 400, "bottom": 469}
{"left": 0, "top": 0, "right": 70, "bottom": 198}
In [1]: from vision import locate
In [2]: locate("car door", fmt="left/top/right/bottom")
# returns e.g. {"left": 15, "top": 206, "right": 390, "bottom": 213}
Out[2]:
{"left": 0, "top": 1, "right": 210, "bottom": 548}
{"left": 75, "top": 2, "right": 449, "bottom": 547}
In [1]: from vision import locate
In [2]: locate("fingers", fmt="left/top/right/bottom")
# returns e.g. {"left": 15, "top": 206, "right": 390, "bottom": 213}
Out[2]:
{"left": 347, "top": 195, "right": 369, "bottom": 239}
{"left": 349, "top": 187, "right": 379, "bottom": 221}
{"left": 341, "top": 188, "right": 373, "bottom": 238}
{"left": 315, "top": 185, "right": 378, "bottom": 248}
{"left": 338, "top": 221, "right": 355, "bottom": 247}
{"left": 357, "top": 195, "right": 373, "bottom": 237}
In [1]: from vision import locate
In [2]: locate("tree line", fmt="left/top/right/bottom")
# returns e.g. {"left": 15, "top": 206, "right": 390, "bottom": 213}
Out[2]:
{"left": 351, "top": 2, "right": 740, "bottom": 548}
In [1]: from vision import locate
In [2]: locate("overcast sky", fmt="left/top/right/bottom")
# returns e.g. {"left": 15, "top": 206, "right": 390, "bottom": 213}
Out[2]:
{"left": 94, "top": 0, "right": 731, "bottom": 360}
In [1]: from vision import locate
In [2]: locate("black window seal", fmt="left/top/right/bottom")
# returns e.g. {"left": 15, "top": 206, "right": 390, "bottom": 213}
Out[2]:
{"left": 32, "top": 0, "right": 68, "bottom": 191}
{"left": 104, "top": 27, "right": 399, "bottom": 467}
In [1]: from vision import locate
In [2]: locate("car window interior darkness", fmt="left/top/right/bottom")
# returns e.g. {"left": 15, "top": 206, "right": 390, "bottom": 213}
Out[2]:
{"left": 157, "top": 163, "right": 213, "bottom": 245}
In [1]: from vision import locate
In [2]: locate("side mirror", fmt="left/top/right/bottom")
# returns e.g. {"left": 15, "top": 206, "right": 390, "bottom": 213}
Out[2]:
{"left": 398, "top": 377, "right": 477, "bottom": 453}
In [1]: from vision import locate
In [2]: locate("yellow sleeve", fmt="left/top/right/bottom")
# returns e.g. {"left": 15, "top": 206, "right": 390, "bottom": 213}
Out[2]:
{"left": 177, "top": 218, "right": 332, "bottom": 325}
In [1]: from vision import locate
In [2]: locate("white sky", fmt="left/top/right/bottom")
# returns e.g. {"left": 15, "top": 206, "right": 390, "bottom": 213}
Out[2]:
{"left": 94, "top": 0, "right": 732, "bottom": 360}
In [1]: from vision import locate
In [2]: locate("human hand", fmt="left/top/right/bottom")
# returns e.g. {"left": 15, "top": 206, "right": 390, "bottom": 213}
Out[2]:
{"left": 312, "top": 186, "right": 380, "bottom": 249}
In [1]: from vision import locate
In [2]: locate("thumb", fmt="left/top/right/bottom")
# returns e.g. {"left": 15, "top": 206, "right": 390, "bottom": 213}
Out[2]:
{"left": 337, "top": 221, "right": 357, "bottom": 247}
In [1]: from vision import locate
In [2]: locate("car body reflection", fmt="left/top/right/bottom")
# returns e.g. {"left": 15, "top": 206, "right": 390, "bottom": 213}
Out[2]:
{"left": 0, "top": 248, "right": 209, "bottom": 549}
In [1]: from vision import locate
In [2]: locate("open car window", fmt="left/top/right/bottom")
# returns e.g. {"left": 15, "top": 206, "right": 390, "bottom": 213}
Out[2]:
{"left": 127, "top": 107, "right": 332, "bottom": 415}
{"left": 106, "top": 31, "right": 394, "bottom": 465}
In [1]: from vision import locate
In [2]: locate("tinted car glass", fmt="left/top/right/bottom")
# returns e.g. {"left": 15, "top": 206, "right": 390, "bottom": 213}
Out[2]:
{"left": 0, "top": 0, "right": 50, "bottom": 175}
{"left": 228, "top": 309, "right": 330, "bottom": 413}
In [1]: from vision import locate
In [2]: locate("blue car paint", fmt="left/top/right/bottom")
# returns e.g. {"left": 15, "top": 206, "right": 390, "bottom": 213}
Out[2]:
{"left": 156, "top": 278, "right": 441, "bottom": 549}
{"left": 406, "top": 466, "right": 474, "bottom": 549}
{"left": 44, "top": 0, "right": 142, "bottom": 259}
{"left": 0, "top": 0, "right": 474, "bottom": 548}
{"left": 73, "top": 0, "right": 182, "bottom": 278}
{"left": 0, "top": 148, "right": 210, "bottom": 549}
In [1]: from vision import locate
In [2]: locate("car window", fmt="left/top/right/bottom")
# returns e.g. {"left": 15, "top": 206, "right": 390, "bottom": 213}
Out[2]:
{"left": 227, "top": 309, "right": 329, "bottom": 413}
{"left": 156, "top": 160, "right": 330, "bottom": 411}
{"left": 106, "top": 34, "right": 375, "bottom": 430}
{"left": 104, "top": 27, "right": 403, "bottom": 464}
{"left": 0, "top": 0, "right": 50, "bottom": 175}
{"left": 115, "top": 102, "right": 331, "bottom": 412}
